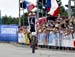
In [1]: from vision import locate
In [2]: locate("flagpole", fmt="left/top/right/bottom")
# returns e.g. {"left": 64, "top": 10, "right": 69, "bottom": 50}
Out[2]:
{"left": 23, "top": 9, "right": 24, "bottom": 26}
{"left": 68, "top": 0, "right": 71, "bottom": 19}
{"left": 19, "top": 0, "right": 21, "bottom": 26}
{"left": 42, "top": 0, "right": 43, "bottom": 17}
{"left": 0, "top": 10, "right": 2, "bottom": 24}
{"left": 22, "top": 0, "right": 24, "bottom": 26}
{"left": 37, "top": 0, "right": 39, "bottom": 20}
{"left": 74, "top": 0, "right": 75, "bottom": 12}
{"left": 46, "top": 0, "right": 47, "bottom": 17}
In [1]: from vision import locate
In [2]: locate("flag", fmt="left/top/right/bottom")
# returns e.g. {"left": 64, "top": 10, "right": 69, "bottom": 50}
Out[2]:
{"left": 36, "top": 17, "right": 47, "bottom": 25}
{"left": 24, "top": 0, "right": 37, "bottom": 12}
{"left": 46, "top": 0, "right": 60, "bottom": 16}
{"left": 20, "top": 1, "right": 26, "bottom": 9}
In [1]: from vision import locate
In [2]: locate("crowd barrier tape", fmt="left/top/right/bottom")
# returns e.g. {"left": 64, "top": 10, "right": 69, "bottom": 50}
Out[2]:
{"left": 0, "top": 25, "right": 18, "bottom": 42}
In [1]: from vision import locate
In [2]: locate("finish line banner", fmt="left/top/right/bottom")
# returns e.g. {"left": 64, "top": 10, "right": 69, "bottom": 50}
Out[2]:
{"left": 0, "top": 25, "right": 18, "bottom": 42}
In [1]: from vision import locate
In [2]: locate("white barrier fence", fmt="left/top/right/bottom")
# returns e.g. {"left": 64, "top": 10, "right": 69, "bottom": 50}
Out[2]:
{"left": 18, "top": 32, "right": 75, "bottom": 48}
{"left": 37, "top": 32, "right": 75, "bottom": 48}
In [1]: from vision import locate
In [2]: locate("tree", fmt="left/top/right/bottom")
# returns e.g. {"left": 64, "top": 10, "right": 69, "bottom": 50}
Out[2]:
{"left": 57, "top": 0, "right": 68, "bottom": 17}
{"left": 2, "top": 15, "right": 8, "bottom": 24}
{"left": 2, "top": 13, "right": 28, "bottom": 25}
{"left": 2, "top": 15, "right": 19, "bottom": 25}
{"left": 60, "top": 6, "right": 68, "bottom": 17}
{"left": 20, "top": 13, "right": 28, "bottom": 26}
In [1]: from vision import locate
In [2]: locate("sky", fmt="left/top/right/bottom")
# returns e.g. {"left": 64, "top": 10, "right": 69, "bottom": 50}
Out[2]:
{"left": 0, "top": 0, "right": 73, "bottom": 17}
{"left": 0, "top": 0, "right": 19, "bottom": 17}
{"left": 61, "top": 0, "right": 74, "bottom": 8}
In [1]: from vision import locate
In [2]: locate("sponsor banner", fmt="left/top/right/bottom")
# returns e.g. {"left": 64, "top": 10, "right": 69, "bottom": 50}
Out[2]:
{"left": 0, "top": 25, "right": 18, "bottom": 42}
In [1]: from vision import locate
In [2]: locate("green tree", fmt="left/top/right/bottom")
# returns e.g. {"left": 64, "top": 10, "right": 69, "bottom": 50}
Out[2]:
{"left": 2, "top": 13, "right": 28, "bottom": 25}
{"left": 20, "top": 13, "right": 28, "bottom": 26}
{"left": 57, "top": 0, "right": 68, "bottom": 16}
{"left": 2, "top": 15, "right": 8, "bottom": 24}
{"left": 60, "top": 6, "right": 68, "bottom": 16}
{"left": 2, "top": 15, "right": 19, "bottom": 25}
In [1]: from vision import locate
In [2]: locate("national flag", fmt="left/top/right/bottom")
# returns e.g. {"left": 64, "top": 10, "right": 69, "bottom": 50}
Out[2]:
{"left": 46, "top": 0, "right": 60, "bottom": 16}
{"left": 24, "top": 0, "right": 37, "bottom": 12}
{"left": 20, "top": 1, "right": 26, "bottom": 9}
{"left": 36, "top": 17, "right": 47, "bottom": 25}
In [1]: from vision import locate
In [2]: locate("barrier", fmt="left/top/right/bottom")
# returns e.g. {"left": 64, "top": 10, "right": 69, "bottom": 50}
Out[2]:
{"left": 37, "top": 31, "right": 75, "bottom": 48}
{"left": 18, "top": 33, "right": 30, "bottom": 44}
{"left": 48, "top": 31, "right": 56, "bottom": 46}
{"left": 18, "top": 32, "right": 25, "bottom": 43}
{"left": 0, "top": 25, "right": 18, "bottom": 42}
{"left": 38, "top": 33, "right": 45, "bottom": 45}
{"left": 17, "top": 26, "right": 75, "bottom": 48}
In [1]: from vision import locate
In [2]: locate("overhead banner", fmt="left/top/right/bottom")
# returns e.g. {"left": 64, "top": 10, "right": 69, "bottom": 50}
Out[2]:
{"left": 0, "top": 25, "right": 18, "bottom": 42}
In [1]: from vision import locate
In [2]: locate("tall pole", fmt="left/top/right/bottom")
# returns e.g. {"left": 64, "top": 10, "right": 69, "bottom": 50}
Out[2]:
{"left": 37, "top": 0, "right": 39, "bottom": 20}
{"left": 74, "top": 0, "right": 75, "bottom": 12}
{"left": 46, "top": 0, "right": 47, "bottom": 17}
{"left": 23, "top": 9, "right": 24, "bottom": 26}
{"left": 19, "top": 0, "right": 21, "bottom": 26}
{"left": 22, "top": 0, "right": 24, "bottom": 26}
{"left": 42, "top": 0, "right": 43, "bottom": 17}
{"left": 0, "top": 10, "right": 2, "bottom": 24}
{"left": 68, "top": 0, "right": 71, "bottom": 19}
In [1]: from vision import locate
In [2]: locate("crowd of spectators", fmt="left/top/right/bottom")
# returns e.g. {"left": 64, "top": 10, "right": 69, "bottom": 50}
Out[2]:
{"left": 18, "top": 16, "right": 75, "bottom": 47}
{"left": 36, "top": 16, "right": 75, "bottom": 46}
